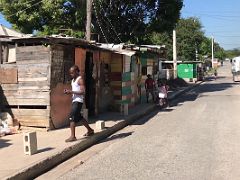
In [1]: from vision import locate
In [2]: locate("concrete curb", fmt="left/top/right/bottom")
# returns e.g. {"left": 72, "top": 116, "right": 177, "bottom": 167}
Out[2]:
{"left": 5, "top": 82, "right": 202, "bottom": 180}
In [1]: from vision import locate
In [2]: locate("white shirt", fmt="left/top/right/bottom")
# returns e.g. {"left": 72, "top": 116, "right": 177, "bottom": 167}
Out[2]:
{"left": 71, "top": 76, "right": 84, "bottom": 103}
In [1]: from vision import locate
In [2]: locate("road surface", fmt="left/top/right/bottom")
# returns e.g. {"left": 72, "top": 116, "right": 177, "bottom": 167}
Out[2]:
{"left": 39, "top": 62, "right": 240, "bottom": 180}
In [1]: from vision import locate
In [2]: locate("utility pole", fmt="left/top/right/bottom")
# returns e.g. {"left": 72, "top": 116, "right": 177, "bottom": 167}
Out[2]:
{"left": 211, "top": 36, "right": 214, "bottom": 68}
{"left": 173, "top": 29, "right": 177, "bottom": 79}
{"left": 86, "top": 0, "right": 93, "bottom": 41}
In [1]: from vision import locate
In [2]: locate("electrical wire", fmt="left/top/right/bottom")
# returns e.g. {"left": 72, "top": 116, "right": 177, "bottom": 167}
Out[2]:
{"left": 92, "top": 0, "right": 109, "bottom": 43}
{"left": 97, "top": 0, "right": 122, "bottom": 43}
{"left": 184, "top": 11, "right": 240, "bottom": 18}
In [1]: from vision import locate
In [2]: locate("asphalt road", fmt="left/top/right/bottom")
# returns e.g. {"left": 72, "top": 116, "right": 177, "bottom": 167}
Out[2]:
{"left": 40, "top": 62, "right": 240, "bottom": 180}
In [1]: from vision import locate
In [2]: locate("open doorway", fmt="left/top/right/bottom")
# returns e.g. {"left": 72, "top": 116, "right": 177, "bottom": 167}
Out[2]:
{"left": 85, "top": 52, "right": 96, "bottom": 115}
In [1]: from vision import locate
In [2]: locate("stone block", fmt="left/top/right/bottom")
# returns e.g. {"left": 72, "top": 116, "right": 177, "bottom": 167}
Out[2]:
{"left": 123, "top": 104, "right": 129, "bottom": 116}
{"left": 96, "top": 120, "right": 105, "bottom": 130}
{"left": 23, "top": 132, "right": 38, "bottom": 155}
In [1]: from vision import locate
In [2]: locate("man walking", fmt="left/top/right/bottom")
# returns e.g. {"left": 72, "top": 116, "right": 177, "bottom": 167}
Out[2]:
{"left": 64, "top": 65, "right": 94, "bottom": 142}
{"left": 145, "top": 74, "right": 155, "bottom": 103}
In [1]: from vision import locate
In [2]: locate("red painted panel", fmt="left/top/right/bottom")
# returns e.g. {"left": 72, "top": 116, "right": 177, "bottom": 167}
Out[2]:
{"left": 109, "top": 72, "right": 122, "bottom": 81}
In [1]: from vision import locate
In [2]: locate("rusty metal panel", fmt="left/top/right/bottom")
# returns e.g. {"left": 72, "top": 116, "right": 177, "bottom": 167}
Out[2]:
{"left": 0, "top": 67, "right": 18, "bottom": 84}
{"left": 100, "top": 51, "right": 111, "bottom": 64}
{"left": 75, "top": 48, "right": 86, "bottom": 77}
{"left": 50, "top": 83, "right": 72, "bottom": 129}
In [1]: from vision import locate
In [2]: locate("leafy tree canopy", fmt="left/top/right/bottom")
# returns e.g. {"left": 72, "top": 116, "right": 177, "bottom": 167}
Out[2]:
{"left": 0, "top": 0, "right": 86, "bottom": 37}
{"left": 146, "top": 17, "right": 205, "bottom": 61}
{"left": 225, "top": 48, "right": 240, "bottom": 59}
{"left": 0, "top": 0, "right": 183, "bottom": 43}
{"left": 146, "top": 17, "right": 227, "bottom": 61}
{"left": 94, "top": 0, "right": 183, "bottom": 43}
{"left": 175, "top": 18, "right": 205, "bottom": 61}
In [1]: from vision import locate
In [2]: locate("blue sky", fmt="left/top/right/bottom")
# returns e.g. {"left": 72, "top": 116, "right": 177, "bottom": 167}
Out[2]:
{"left": 0, "top": 14, "right": 11, "bottom": 28}
{"left": 181, "top": 0, "right": 240, "bottom": 50}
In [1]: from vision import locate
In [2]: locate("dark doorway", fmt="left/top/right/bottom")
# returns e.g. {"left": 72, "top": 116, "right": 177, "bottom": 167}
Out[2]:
{"left": 85, "top": 52, "right": 96, "bottom": 115}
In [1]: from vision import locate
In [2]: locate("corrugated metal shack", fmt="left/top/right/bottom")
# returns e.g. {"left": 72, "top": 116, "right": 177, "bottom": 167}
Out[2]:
{"left": 99, "top": 44, "right": 167, "bottom": 111}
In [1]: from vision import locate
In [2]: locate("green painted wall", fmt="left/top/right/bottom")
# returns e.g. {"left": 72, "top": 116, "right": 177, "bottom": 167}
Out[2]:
{"left": 122, "top": 86, "right": 132, "bottom": 96}
{"left": 122, "top": 72, "right": 132, "bottom": 82}
{"left": 177, "top": 63, "right": 197, "bottom": 78}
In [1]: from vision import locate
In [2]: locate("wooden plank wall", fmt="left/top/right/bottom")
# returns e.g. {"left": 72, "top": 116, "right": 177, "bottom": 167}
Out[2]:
{"left": 0, "top": 65, "right": 18, "bottom": 84}
{"left": 1, "top": 45, "right": 51, "bottom": 128}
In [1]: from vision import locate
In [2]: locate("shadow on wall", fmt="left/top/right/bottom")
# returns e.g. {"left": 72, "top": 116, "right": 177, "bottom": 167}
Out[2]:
{"left": 0, "top": 85, "right": 21, "bottom": 135}
{"left": 0, "top": 85, "right": 14, "bottom": 119}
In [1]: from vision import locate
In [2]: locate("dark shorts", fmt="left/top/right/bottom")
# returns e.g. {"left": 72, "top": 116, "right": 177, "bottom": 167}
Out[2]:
{"left": 146, "top": 89, "right": 154, "bottom": 96}
{"left": 69, "top": 102, "right": 83, "bottom": 123}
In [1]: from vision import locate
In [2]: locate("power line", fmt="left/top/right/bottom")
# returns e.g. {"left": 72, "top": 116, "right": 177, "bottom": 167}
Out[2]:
{"left": 183, "top": 12, "right": 240, "bottom": 22}
{"left": 214, "top": 35, "right": 240, "bottom": 38}
{"left": 92, "top": 0, "right": 109, "bottom": 43}
{"left": 183, "top": 11, "right": 240, "bottom": 18}
{"left": 97, "top": 0, "right": 122, "bottom": 43}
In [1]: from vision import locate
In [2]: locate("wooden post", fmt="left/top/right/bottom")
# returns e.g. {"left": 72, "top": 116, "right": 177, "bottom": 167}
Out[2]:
{"left": 173, "top": 30, "right": 177, "bottom": 79}
{"left": 86, "top": 0, "right": 93, "bottom": 41}
{"left": 0, "top": 42, "right": 2, "bottom": 64}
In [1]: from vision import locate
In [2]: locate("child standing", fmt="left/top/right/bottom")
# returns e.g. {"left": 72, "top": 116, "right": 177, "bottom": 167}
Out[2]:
{"left": 157, "top": 79, "right": 169, "bottom": 107}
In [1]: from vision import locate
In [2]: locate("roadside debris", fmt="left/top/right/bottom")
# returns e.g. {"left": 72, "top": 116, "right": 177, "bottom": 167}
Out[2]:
{"left": 0, "top": 112, "right": 20, "bottom": 137}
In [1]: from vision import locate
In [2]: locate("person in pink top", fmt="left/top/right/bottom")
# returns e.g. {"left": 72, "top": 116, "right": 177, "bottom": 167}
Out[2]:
{"left": 157, "top": 79, "right": 169, "bottom": 107}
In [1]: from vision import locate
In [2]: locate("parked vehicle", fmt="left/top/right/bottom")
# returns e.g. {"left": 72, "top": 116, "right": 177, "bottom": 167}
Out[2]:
{"left": 232, "top": 56, "right": 240, "bottom": 82}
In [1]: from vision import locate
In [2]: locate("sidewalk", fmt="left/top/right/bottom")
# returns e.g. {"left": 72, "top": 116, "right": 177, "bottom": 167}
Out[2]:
{"left": 0, "top": 82, "right": 201, "bottom": 180}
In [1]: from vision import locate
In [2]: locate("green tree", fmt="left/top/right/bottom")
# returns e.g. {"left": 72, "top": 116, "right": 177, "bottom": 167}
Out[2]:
{"left": 225, "top": 48, "right": 240, "bottom": 58}
{"left": 214, "top": 42, "right": 226, "bottom": 60}
{"left": 175, "top": 18, "right": 205, "bottom": 61}
{"left": 146, "top": 17, "right": 206, "bottom": 61}
{"left": 0, "top": 0, "right": 86, "bottom": 37}
{"left": 94, "top": 0, "right": 183, "bottom": 43}
{"left": 146, "top": 32, "right": 173, "bottom": 60}
{"left": 0, "top": 0, "right": 183, "bottom": 43}
{"left": 199, "top": 37, "right": 212, "bottom": 60}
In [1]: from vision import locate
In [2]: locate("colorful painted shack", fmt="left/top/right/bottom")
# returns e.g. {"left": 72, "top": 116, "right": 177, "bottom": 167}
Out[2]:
{"left": 99, "top": 44, "right": 167, "bottom": 111}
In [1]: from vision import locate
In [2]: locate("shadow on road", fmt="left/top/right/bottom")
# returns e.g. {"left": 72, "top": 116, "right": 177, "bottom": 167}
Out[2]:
{"left": 170, "top": 77, "right": 236, "bottom": 107}
{"left": 97, "top": 131, "right": 134, "bottom": 145}
{"left": 0, "top": 139, "right": 12, "bottom": 148}
{"left": 200, "top": 82, "right": 236, "bottom": 92}
{"left": 132, "top": 109, "right": 159, "bottom": 126}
